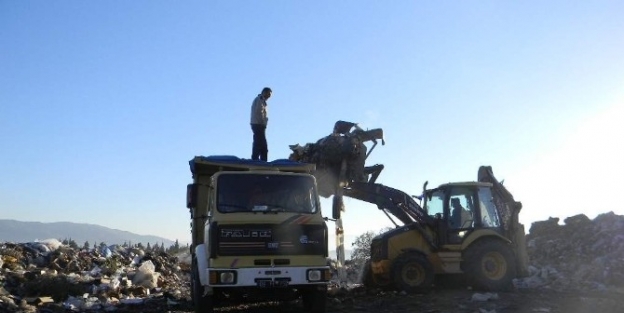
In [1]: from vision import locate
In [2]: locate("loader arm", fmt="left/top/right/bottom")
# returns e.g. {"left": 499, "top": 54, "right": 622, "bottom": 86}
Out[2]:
{"left": 343, "top": 182, "right": 433, "bottom": 227}
{"left": 342, "top": 181, "right": 438, "bottom": 251}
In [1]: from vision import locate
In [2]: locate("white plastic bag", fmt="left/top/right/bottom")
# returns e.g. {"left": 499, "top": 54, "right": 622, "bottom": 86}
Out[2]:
{"left": 132, "top": 260, "right": 159, "bottom": 289}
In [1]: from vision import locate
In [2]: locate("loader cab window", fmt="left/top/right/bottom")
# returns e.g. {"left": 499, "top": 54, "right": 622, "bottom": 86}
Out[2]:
{"left": 425, "top": 190, "right": 445, "bottom": 219}
{"left": 445, "top": 187, "right": 476, "bottom": 244}
{"left": 478, "top": 187, "right": 500, "bottom": 228}
{"left": 448, "top": 188, "right": 475, "bottom": 230}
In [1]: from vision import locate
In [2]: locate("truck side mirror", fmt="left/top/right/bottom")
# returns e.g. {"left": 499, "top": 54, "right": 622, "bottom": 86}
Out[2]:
{"left": 187, "top": 183, "right": 198, "bottom": 208}
{"left": 332, "top": 195, "right": 343, "bottom": 220}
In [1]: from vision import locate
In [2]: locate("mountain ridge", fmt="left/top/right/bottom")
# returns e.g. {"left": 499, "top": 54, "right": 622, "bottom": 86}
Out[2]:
{"left": 0, "top": 219, "right": 176, "bottom": 246}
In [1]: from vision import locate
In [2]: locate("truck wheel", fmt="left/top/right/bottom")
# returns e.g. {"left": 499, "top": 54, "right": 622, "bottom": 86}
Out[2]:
{"left": 302, "top": 286, "right": 327, "bottom": 313}
{"left": 392, "top": 253, "right": 434, "bottom": 293}
{"left": 463, "top": 240, "right": 517, "bottom": 291}
{"left": 191, "top": 258, "right": 214, "bottom": 313}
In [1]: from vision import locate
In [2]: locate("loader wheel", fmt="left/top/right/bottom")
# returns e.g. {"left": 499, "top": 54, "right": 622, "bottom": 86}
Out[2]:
{"left": 191, "top": 257, "right": 214, "bottom": 313}
{"left": 361, "top": 260, "right": 374, "bottom": 287}
{"left": 392, "top": 253, "right": 434, "bottom": 293}
{"left": 362, "top": 260, "right": 392, "bottom": 290}
{"left": 372, "top": 273, "right": 393, "bottom": 289}
{"left": 463, "top": 240, "right": 516, "bottom": 291}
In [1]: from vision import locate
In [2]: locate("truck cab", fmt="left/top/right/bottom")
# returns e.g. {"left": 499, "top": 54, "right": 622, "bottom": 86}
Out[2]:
{"left": 186, "top": 156, "right": 330, "bottom": 313}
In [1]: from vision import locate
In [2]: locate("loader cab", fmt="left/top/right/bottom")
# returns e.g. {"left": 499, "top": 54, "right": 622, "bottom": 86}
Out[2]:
{"left": 424, "top": 182, "right": 503, "bottom": 246}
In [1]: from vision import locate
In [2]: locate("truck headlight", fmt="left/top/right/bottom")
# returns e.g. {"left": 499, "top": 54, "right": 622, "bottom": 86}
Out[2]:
{"left": 220, "top": 271, "right": 236, "bottom": 284}
{"left": 307, "top": 269, "right": 321, "bottom": 281}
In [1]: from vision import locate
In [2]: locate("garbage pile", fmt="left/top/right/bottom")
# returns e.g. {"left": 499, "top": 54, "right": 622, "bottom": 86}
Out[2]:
{"left": 327, "top": 259, "right": 366, "bottom": 286}
{"left": 0, "top": 239, "right": 190, "bottom": 312}
{"left": 333, "top": 212, "right": 624, "bottom": 294}
{"left": 2, "top": 212, "right": 624, "bottom": 312}
{"left": 514, "top": 211, "right": 624, "bottom": 292}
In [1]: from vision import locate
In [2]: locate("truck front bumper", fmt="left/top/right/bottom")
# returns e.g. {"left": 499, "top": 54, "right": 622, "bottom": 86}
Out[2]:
{"left": 205, "top": 266, "right": 330, "bottom": 287}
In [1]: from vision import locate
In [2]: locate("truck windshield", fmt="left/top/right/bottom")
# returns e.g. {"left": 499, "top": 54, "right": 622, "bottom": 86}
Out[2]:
{"left": 216, "top": 174, "right": 319, "bottom": 214}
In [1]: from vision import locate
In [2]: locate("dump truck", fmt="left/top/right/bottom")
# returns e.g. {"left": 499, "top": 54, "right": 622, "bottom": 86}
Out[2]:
{"left": 186, "top": 156, "right": 330, "bottom": 312}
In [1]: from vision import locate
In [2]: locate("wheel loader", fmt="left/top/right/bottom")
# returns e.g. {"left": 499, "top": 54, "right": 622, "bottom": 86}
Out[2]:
{"left": 349, "top": 167, "right": 530, "bottom": 292}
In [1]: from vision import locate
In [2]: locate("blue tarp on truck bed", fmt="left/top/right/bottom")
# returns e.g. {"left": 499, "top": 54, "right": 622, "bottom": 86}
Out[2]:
{"left": 189, "top": 155, "right": 316, "bottom": 176}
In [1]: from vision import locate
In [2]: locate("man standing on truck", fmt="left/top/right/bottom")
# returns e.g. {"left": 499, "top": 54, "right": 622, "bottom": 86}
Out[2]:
{"left": 250, "top": 87, "right": 271, "bottom": 161}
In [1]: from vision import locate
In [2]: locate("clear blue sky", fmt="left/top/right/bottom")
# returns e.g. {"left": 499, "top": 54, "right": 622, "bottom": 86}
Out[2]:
{"left": 1, "top": 1, "right": 623, "bottom": 251}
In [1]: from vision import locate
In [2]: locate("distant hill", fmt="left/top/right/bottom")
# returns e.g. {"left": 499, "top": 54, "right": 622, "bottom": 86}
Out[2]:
{"left": 0, "top": 219, "right": 175, "bottom": 247}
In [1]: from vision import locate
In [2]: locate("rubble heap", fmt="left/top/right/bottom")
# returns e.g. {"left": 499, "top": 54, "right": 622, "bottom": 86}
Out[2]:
{"left": 0, "top": 239, "right": 190, "bottom": 312}
{"left": 327, "top": 259, "right": 366, "bottom": 286}
{"left": 515, "top": 211, "right": 624, "bottom": 292}
{"left": 2, "top": 212, "right": 624, "bottom": 312}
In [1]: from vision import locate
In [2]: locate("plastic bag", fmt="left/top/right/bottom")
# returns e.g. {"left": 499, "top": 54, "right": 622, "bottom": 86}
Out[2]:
{"left": 132, "top": 260, "right": 159, "bottom": 289}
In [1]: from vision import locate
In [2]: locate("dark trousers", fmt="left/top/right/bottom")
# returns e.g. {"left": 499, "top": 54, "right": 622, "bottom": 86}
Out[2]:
{"left": 251, "top": 124, "right": 268, "bottom": 161}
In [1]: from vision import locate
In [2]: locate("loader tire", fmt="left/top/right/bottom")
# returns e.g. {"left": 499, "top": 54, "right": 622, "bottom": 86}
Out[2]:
{"left": 463, "top": 239, "right": 516, "bottom": 291}
{"left": 392, "top": 253, "right": 434, "bottom": 293}
{"left": 372, "top": 273, "right": 393, "bottom": 289}
{"left": 362, "top": 260, "right": 392, "bottom": 290}
{"left": 361, "top": 260, "right": 375, "bottom": 288}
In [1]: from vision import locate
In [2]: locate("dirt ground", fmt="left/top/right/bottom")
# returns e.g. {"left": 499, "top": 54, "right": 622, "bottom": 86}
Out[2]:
{"left": 98, "top": 285, "right": 624, "bottom": 313}
{"left": 7, "top": 269, "right": 619, "bottom": 313}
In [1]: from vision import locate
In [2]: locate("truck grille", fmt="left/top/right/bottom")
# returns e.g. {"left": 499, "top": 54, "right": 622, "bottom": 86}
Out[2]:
{"left": 217, "top": 223, "right": 326, "bottom": 256}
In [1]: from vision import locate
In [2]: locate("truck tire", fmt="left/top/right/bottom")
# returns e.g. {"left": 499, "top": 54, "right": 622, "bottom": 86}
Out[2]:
{"left": 463, "top": 239, "right": 517, "bottom": 291}
{"left": 191, "top": 258, "right": 214, "bottom": 313}
{"left": 301, "top": 286, "right": 327, "bottom": 313}
{"left": 391, "top": 253, "right": 434, "bottom": 293}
